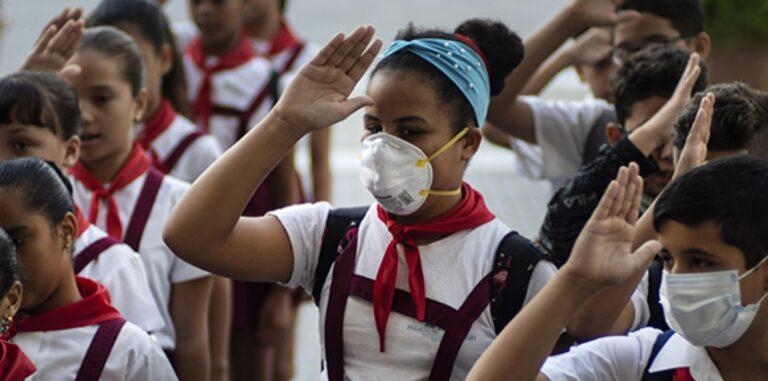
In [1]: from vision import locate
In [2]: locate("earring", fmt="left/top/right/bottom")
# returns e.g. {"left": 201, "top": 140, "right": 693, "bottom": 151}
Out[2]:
{"left": 0, "top": 315, "right": 13, "bottom": 334}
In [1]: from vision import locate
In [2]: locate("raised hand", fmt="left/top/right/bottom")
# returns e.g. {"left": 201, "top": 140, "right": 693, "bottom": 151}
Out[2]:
{"left": 21, "top": 10, "right": 84, "bottom": 73}
{"left": 673, "top": 93, "right": 715, "bottom": 179}
{"left": 564, "top": 28, "right": 613, "bottom": 66}
{"left": 273, "top": 25, "right": 382, "bottom": 135}
{"left": 564, "top": 163, "right": 662, "bottom": 291}
{"left": 568, "top": 0, "right": 641, "bottom": 28}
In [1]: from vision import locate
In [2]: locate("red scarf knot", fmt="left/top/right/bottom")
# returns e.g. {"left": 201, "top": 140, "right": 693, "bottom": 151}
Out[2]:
{"left": 186, "top": 36, "right": 256, "bottom": 132}
{"left": 0, "top": 341, "right": 36, "bottom": 380}
{"left": 138, "top": 98, "right": 177, "bottom": 149}
{"left": 372, "top": 183, "right": 495, "bottom": 352}
{"left": 70, "top": 144, "right": 152, "bottom": 240}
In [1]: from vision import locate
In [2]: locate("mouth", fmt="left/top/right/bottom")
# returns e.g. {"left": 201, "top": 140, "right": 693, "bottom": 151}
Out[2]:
{"left": 80, "top": 134, "right": 101, "bottom": 143}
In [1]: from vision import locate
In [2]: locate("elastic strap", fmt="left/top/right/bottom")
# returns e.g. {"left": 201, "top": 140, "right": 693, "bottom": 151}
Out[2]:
{"left": 417, "top": 127, "right": 470, "bottom": 167}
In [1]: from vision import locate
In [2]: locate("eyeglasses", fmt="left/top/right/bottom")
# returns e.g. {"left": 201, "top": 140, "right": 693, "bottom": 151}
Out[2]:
{"left": 611, "top": 35, "right": 687, "bottom": 66}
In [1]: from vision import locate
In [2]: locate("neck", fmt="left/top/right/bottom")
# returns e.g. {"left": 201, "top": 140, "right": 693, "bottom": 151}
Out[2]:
{"left": 202, "top": 32, "right": 241, "bottom": 57}
{"left": 707, "top": 322, "right": 768, "bottom": 379}
{"left": 394, "top": 192, "right": 463, "bottom": 225}
{"left": 145, "top": 93, "right": 162, "bottom": 121}
{"left": 26, "top": 272, "right": 82, "bottom": 315}
{"left": 84, "top": 143, "right": 134, "bottom": 184}
{"left": 245, "top": 12, "right": 282, "bottom": 40}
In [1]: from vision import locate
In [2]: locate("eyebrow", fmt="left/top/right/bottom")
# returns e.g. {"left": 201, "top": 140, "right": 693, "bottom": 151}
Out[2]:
{"left": 681, "top": 247, "right": 717, "bottom": 258}
{"left": 89, "top": 85, "right": 116, "bottom": 93}
{"left": 363, "top": 114, "right": 427, "bottom": 124}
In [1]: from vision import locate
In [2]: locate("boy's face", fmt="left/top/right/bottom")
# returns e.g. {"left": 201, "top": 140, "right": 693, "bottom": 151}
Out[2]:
{"left": 613, "top": 13, "right": 707, "bottom": 65}
{"left": 621, "top": 96, "right": 674, "bottom": 197}
{"left": 0, "top": 120, "right": 80, "bottom": 170}
{"left": 190, "top": 0, "right": 242, "bottom": 47}
{"left": 576, "top": 57, "right": 616, "bottom": 102}
{"left": 658, "top": 220, "right": 768, "bottom": 307}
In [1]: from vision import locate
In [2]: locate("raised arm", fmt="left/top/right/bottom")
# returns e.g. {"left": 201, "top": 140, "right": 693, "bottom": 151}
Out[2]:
{"left": 487, "top": 0, "right": 638, "bottom": 143}
{"left": 163, "top": 26, "right": 382, "bottom": 282}
{"left": 467, "top": 164, "right": 660, "bottom": 381}
{"left": 20, "top": 8, "right": 83, "bottom": 74}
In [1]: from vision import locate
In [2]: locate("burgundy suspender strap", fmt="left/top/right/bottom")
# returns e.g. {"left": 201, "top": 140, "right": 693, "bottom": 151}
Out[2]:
{"left": 74, "top": 318, "right": 127, "bottom": 381}
{"left": 160, "top": 130, "right": 205, "bottom": 173}
{"left": 279, "top": 43, "right": 306, "bottom": 74}
{"left": 236, "top": 82, "right": 274, "bottom": 140}
{"left": 323, "top": 228, "right": 359, "bottom": 381}
{"left": 323, "top": 229, "right": 493, "bottom": 380}
{"left": 73, "top": 237, "right": 121, "bottom": 274}
{"left": 123, "top": 168, "right": 164, "bottom": 252}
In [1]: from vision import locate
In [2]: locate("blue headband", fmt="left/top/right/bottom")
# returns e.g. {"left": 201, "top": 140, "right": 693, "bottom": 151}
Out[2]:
{"left": 383, "top": 38, "right": 491, "bottom": 127}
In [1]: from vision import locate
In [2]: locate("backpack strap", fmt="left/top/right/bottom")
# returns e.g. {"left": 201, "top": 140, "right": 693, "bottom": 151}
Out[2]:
{"left": 74, "top": 318, "right": 127, "bottom": 381}
{"left": 160, "top": 130, "right": 206, "bottom": 174}
{"left": 73, "top": 237, "right": 121, "bottom": 275}
{"left": 312, "top": 206, "right": 368, "bottom": 304}
{"left": 646, "top": 258, "right": 670, "bottom": 331}
{"left": 489, "top": 232, "right": 545, "bottom": 334}
{"left": 641, "top": 330, "right": 676, "bottom": 381}
{"left": 236, "top": 72, "right": 279, "bottom": 140}
{"left": 123, "top": 168, "right": 164, "bottom": 252}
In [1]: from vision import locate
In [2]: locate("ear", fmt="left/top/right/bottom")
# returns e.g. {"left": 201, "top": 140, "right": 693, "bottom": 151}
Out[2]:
{"left": 3, "top": 281, "right": 23, "bottom": 318}
{"left": 134, "top": 88, "right": 149, "bottom": 122}
{"left": 461, "top": 127, "right": 482, "bottom": 162}
{"left": 605, "top": 122, "right": 625, "bottom": 146}
{"left": 692, "top": 32, "right": 711, "bottom": 59}
{"left": 160, "top": 43, "right": 173, "bottom": 76}
{"left": 59, "top": 212, "right": 78, "bottom": 255}
{"left": 62, "top": 135, "right": 81, "bottom": 169}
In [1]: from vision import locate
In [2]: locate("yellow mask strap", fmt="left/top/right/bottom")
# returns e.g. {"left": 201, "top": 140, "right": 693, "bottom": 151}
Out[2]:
{"left": 416, "top": 127, "right": 470, "bottom": 168}
{"left": 419, "top": 187, "right": 462, "bottom": 197}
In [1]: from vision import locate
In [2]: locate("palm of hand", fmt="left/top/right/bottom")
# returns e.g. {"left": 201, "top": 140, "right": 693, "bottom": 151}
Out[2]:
{"left": 571, "top": 215, "right": 636, "bottom": 285}
{"left": 279, "top": 64, "right": 357, "bottom": 128}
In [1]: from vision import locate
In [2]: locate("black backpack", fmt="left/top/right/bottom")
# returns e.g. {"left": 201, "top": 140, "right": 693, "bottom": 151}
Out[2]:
{"left": 312, "top": 207, "right": 546, "bottom": 333}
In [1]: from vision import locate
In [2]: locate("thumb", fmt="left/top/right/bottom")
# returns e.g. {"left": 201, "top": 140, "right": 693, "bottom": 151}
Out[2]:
{"left": 59, "top": 64, "right": 81, "bottom": 80}
{"left": 632, "top": 240, "right": 662, "bottom": 269}
{"left": 337, "top": 95, "right": 374, "bottom": 117}
{"left": 612, "top": 10, "right": 641, "bottom": 24}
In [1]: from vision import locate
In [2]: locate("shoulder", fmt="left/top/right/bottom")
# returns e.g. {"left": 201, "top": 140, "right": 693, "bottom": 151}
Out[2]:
{"left": 269, "top": 202, "right": 334, "bottom": 227}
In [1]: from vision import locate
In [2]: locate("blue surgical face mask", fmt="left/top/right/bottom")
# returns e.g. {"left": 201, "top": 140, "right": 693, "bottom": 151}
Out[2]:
{"left": 660, "top": 255, "right": 768, "bottom": 348}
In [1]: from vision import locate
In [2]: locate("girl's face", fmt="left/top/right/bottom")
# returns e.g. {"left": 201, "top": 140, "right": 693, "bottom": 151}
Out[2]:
{"left": 65, "top": 50, "right": 146, "bottom": 165}
{"left": 190, "top": 0, "right": 242, "bottom": 47}
{"left": 364, "top": 71, "right": 481, "bottom": 213}
{"left": 115, "top": 23, "right": 172, "bottom": 117}
{"left": 0, "top": 189, "right": 76, "bottom": 312}
{"left": 0, "top": 119, "right": 80, "bottom": 169}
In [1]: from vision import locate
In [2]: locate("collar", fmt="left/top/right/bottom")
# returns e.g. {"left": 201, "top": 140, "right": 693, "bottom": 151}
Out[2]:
{"left": 138, "top": 98, "right": 177, "bottom": 149}
{"left": 70, "top": 144, "right": 151, "bottom": 193}
{"left": 185, "top": 35, "right": 256, "bottom": 71}
{"left": 649, "top": 333, "right": 724, "bottom": 381}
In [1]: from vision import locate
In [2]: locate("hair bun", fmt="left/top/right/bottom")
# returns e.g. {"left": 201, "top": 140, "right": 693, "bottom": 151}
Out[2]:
{"left": 454, "top": 19, "right": 523, "bottom": 96}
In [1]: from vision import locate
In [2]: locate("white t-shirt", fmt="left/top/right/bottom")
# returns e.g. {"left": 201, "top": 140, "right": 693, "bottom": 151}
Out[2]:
{"left": 183, "top": 53, "right": 275, "bottom": 149}
{"left": 74, "top": 224, "right": 165, "bottom": 333}
{"left": 13, "top": 321, "right": 177, "bottom": 380}
{"left": 135, "top": 113, "right": 223, "bottom": 183}
{"left": 71, "top": 172, "right": 210, "bottom": 349}
{"left": 541, "top": 327, "right": 725, "bottom": 381}
{"left": 514, "top": 96, "right": 614, "bottom": 185}
{"left": 271, "top": 202, "right": 557, "bottom": 380}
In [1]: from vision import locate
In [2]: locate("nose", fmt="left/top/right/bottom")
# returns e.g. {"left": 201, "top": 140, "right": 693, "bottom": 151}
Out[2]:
{"left": 79, "top": 100, "right": 94, "bottom": 126}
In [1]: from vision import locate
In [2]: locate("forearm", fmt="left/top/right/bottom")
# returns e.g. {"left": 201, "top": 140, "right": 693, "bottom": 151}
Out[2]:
{"left": 467, "top": 270, "right": 596, "bottom": 381}
{"left": 172, "top": 278, "right": 213, "bottom": 381}
{"left": 269, "top": 150, "right": 299, "bottom": 209}
{"left": 209, "top": 276, "right": 232, "bottom": 381}
{"left": 164, "top": 111, "right": 303, "bottom": 260}
{"left": 310, "top": 128, "right": 332, "bottom": 202}
{"left": 174, "top": 334, "right": 211, "bottom": 381}
{"left": 521, "top": 51, "right": 572, "bottom": 96}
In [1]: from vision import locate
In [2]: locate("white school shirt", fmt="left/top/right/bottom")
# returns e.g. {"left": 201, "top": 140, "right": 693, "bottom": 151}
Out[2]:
{"left": 183, "top": 53, "right": 274, "bottom": 149}
{"left": 74, "top": 224, "right": 165, "bottom": 334}
{"left": 13, "top": 321, "right": 177, "bottom": 380}
{"left": 70, "top": 172, "right": 210, "bottom": 349}
{"left": 135, "top": 112, "right": 223, "bottom": 183}
{"left": 270, "top": 202, "right": 557, "bottom": 381}
{"left": 513, "top": 96, "right": 614, "bottom": 185}
{"left": 541, "top": 327, "right": 724, "bottom": 381}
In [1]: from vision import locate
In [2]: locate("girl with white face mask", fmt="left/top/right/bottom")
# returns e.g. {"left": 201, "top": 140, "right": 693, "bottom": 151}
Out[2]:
{"left": 163, "top": 21, "right": 585, "bottom": 380}
{"left": 467, "top": 96, "right": 768, "bottom": 381}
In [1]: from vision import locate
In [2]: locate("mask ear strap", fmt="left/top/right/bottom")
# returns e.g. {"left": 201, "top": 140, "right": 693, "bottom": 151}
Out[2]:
{"left": 417, "top": 127, "right": 470, "bottom": 167}
{"left": 740, "top": 255, "right": 768, "bottom": 280}
{"left": 420, "top": 188, "right": 462, "bottom": 197}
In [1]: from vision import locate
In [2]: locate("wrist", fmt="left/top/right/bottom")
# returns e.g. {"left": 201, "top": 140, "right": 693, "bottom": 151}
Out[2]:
{"left": 559, "top": 265, "right": 604, "bottom": 299}
{"left": 269, "top": 107, "right": 310, "bottom": 141}
{"left": 628, "top": 127, "right": 664, "bottom": 157}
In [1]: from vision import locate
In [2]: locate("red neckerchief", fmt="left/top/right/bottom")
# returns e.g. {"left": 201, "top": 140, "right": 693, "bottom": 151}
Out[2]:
{"left": 75, "top": 205, "right": 90, "bottom": 239}
{"left": 373, "top": 183, "right": 495, "bottom": 351}
{"left": 186, "top": 36, "right": 256, "bottom": 132}
{"left": 2, "top": 277, "right": 121, "bottom": 340}
{"left": 266, "top": 19, "right": 301, "bottom": 57}
{"left": 673, "top": 368, "right": 694, "bottom": 381}
{"left": 70, "top": 145, "right": 152, "bottom": 240}
{"left": 138, "top": 98, "right": 177, "bottom": 150}
{"left": 0, "top": 341, "right": 36, "bottom": 381}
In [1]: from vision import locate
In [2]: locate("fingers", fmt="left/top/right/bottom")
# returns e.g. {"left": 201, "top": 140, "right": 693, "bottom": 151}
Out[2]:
{"left": 337, "top": 95, "right": 375, "bottom": 118}
{"left": 612, "top": 10, "right": 641, "bottom": 24}
{"left": 327, "top": 26, "right": 371, "bottom": 68}
{"left": 593, "top": 180, "right": 619, "bottom": 220}
{"left": 59, "top": 64, "right": 82, "bottom": 79}
{"left": 688, "top": 93, "right": 715, "bottom": 145}
{"left": 618, "top": 163, "right": 640, "bottom": 221}
{"left": 348, "top": 39, "right": 383, "bottom": 82}
{"left": 674, "top": 53, "right": 702, "bottom": 98}
{"left": 609, "top": 166, "right": 630, "bottom": 217}
{"left": 628, "top": 169, "right": 644, "bottom": 224}
{"left": 32, "top": 25, "right": 58, "bottom": 55}
{"left": 338, "top": 26, "right": 375, "bottom": 73}
{"left": 48, "top": 19, "right": 84, "bottom": 59}
{"left": 310, "top": 32, "right": 345, "bottom": 67}
{"left": 632, "top": 240, "right": 662, "bottom": 269}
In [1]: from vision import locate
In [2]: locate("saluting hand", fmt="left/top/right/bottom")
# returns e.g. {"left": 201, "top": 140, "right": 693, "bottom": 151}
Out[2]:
{"left": 21, "top": 8, "right": 84, "bottom": 74}
{"left": 672, "top": 93, "right": 715, "bottom": 180}
{"left": 273, "top": 25, "right": 382, "bottom": 136}
{"left": 564, "top": 163, "right": 662, "bottom": 292}
{"left": 568, "top": 0, "right": 641, "bottom": 29}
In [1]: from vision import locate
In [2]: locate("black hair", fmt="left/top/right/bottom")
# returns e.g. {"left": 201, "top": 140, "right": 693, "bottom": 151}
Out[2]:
{"left": 371, "top": 19, "right": 523, "bottom": 130}
{"left": 0, "top": 72, "right": 81, "bottom": 139}
{"left": 613, "top": 44, "right": 708, "bottom": 125}
{"left": 0, "top": 158, "right": 75, "bottom": 227}
{"left": 79, "top": 26, "right": 145, "bottom": 97}
{"left": 654, "top": 156, "right": 768, "bottom": 268}
{"left": 87, "top": 0, "right": 190, "bottom": 116}
{"left": 0, "top": 228, "right": 19, "bottom": 296}
{"left": 674, "top": 83, "right": 768, "bottom": 158}
{"left": 618, "top": 0, "right": 705, "bottom": 37}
